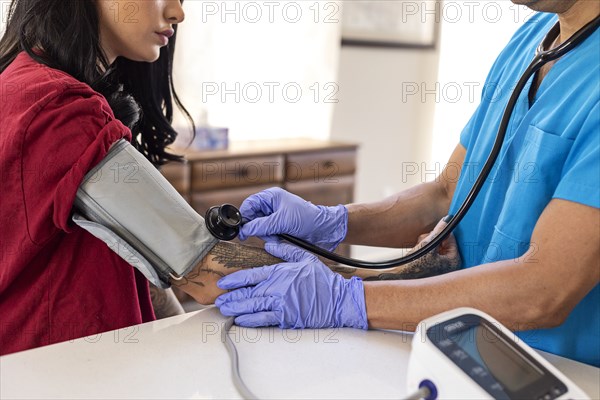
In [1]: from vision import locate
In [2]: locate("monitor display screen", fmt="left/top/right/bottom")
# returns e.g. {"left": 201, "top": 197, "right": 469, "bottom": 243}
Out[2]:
{"left": 449, "top": 322, "right": 544, "bottom": 392}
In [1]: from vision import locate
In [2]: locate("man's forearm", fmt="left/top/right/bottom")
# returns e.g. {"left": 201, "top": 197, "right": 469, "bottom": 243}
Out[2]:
{"left": 364, "top": 198, "right": 600, "bottom": 333}
{"left": 345, "top": 181, "right": 449, "bottom": 248}
{"left": 363, "top": 257, "right": 542, "bottom": 332}
{"left": 363, "top": 253, "right": 583, "bottom": 333}
{"left": 345, "top": 144, "right": 465, "bottom": 249}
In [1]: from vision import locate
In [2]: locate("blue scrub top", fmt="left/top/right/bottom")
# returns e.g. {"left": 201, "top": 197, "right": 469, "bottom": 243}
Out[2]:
{"left": 449, "top": 12, "right": 599, "bottom": 366}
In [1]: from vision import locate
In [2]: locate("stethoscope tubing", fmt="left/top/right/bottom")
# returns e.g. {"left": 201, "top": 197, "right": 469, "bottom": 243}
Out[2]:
{"left": 279, "top": 15, "right": 600, "bottom": 269}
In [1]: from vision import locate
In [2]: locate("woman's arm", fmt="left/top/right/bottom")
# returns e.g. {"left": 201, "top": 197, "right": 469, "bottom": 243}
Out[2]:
{"left": 175, "top": 216, "right": 462, "bottom": 305}
{"left": 171, "top": 242, "right": 282, "bottom": 305}
{"left": 148, "top": 285, "right": 185, "bottom": 318}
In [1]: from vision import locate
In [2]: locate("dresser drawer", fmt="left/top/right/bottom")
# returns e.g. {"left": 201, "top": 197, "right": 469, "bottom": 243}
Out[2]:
{"left": 286, "top": 149, "right": 356, "bottom": 182}
{"left": 285, "top": 175, "right": 354, "bottom": 206}
{"left": 191, "top": 156, "right": 284, "bottom": 191}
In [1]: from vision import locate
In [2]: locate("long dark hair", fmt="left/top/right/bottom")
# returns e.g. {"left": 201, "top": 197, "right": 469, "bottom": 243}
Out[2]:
{"left": 0, "top": 0, "right": 194, "bottom": 166}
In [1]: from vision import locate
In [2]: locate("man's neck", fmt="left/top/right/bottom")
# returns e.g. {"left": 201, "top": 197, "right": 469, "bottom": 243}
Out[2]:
{"left": 557, "top": 1, "right": 600, "bottom": 43}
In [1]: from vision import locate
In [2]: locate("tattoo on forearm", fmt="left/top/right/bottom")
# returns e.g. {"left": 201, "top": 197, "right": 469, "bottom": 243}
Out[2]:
{"left": 149, "top": 284, "right": 167, "bottom": 309}
{"left": 170, "top": 237, "right": 459, "bottom": 306}
{"left": 362, "top": 251, "right": 460, "bottom": 281}
{"left": 328, "top": 249, "right": 460, "bottom": 281}
{"left": 172, "top": 242, "right": 281, "bottom": 296}
{"left": 208, "top": 241, "right": 282, "bottom": 269}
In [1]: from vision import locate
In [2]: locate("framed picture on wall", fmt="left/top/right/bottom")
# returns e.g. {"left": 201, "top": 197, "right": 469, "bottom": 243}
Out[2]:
{"left": 341, "top": 0, "right": 439, "bottom": 49}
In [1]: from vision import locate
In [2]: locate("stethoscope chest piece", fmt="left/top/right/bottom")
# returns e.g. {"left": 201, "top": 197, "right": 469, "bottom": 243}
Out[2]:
{"left": 206, "top": 204, "right": 243, "bottom": 241}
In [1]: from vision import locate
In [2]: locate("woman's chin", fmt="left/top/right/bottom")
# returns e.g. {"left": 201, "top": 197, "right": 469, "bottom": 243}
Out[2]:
{"left": 123, "top": 50, "right": 161, "bottom": 63}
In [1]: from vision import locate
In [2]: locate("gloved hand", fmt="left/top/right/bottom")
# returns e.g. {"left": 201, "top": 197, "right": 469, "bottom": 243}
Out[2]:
{"left": 238, "top": 187, "right": 348, "bottom": 251}
{"left": 215, "top": 241, "right": 368, "bottom": 329}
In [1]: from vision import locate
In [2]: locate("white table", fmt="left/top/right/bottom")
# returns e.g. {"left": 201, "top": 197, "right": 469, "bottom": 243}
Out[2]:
{"left": 2, "top": 307, "right": 599, "bottom": 399}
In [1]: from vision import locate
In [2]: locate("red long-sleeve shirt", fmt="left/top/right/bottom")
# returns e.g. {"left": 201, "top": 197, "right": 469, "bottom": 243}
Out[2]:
{"left": 0, "top": 51, "right": 155, "bottom": 355}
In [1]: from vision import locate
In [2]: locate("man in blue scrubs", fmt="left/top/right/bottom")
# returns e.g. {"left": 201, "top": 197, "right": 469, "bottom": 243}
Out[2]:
{"left": 215, "top": 0, "right": 600, "bottom": 366}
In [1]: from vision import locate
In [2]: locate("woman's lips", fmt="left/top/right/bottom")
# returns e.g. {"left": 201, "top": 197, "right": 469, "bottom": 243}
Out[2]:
{"left": 155, "top": 29, "right": 174, "bottom": 46}
{"left": 156, "top": 32, "right": 169, "bottom": 46}
{"left": 157, "top": 29, "right": 174, "bottom": 38}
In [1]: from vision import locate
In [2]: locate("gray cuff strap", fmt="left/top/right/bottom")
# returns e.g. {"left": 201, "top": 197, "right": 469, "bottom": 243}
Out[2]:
{"left": 72, "top": 213, "right": 169, "bottom": 289}
{"left": 73, "top": 139, "right": 218, "bottom": 287}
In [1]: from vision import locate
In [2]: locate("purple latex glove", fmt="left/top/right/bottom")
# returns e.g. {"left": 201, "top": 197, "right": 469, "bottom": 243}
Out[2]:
{"left": 239, "top": 187, "right": 348, "bottom": 251}
{"left": 215, "top": 241, "right": 368, "bottom": 330}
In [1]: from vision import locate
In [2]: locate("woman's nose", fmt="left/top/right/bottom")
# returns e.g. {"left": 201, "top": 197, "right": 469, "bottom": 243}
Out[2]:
{"left": 166, "top": 0, "right": 185, "bottom": 24}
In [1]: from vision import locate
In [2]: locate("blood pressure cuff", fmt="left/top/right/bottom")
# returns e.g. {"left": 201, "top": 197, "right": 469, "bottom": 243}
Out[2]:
{"left": 72, "top": 139, "right": 218, "bottom": 289}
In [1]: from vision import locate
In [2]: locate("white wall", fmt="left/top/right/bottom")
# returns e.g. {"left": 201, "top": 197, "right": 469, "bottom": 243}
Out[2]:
{"left": 431, "top": 3, "right": 528, "bottom": 165}
{"left": 172, "top": 1, "right": 342, "bottom": 143}
{"left": 331, "top": 46, "right": 440, "bottom": 259}
{"left": 0, "top": 1, "right": 8, "bottom": 36}
{"left": 332, "top": 46, "right": 440, "bottom": 202}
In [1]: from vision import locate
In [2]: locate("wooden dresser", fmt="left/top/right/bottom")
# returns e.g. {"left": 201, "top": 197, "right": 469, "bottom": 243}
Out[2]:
{"left": 160, "top": 138, "right": 358, "bottom": 257}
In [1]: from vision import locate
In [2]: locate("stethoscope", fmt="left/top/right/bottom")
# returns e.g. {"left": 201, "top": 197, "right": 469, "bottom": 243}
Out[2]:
{"left": 206, "top": 15, "right": 600, "bottom": 269}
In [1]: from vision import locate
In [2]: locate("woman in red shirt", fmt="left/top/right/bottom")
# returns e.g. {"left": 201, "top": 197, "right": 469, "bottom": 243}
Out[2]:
{"left": 0, "top": 0, "right": 460, "bottom": 357}
{"left": 0, "top": 0, "right": 299, "bottom": 357}
{"left": 0, "top": 0, "right": 194, "bottom": 355}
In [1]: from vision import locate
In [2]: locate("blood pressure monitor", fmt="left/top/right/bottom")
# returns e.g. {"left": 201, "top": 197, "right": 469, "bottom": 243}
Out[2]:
{"left": 407, "top": 308, "right": 589, "bottom": 400}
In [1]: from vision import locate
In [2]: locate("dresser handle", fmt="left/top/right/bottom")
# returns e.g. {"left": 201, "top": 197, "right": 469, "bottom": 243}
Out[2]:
{"left": 238, "top": 167, "right": 249, "bottom": 178}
